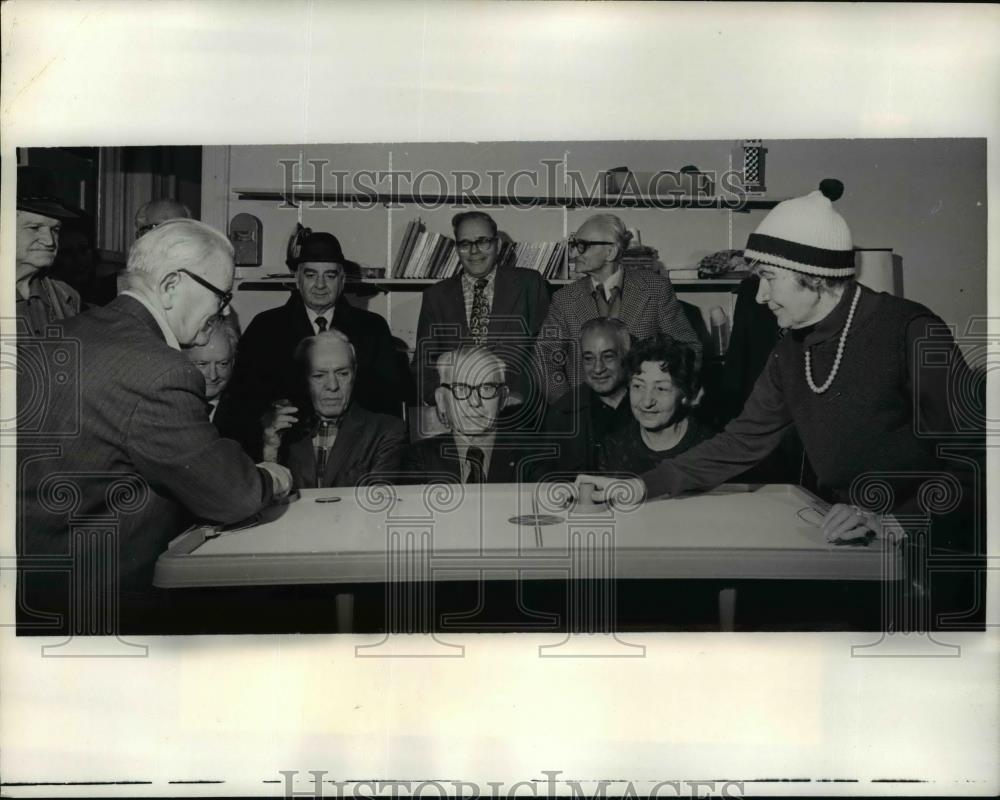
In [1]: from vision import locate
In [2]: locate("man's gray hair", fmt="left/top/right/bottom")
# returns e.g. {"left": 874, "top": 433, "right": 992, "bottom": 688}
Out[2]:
{"left": 580, "top": 316, "right": 632, "bottom": 354}
{"left": 124, "top": 218, "right": 233, "bottom": 287}
{"left": 294, "top": 328, "right": 357, "bottom": 371}
{"left": 584, "top": 213, "right": 633, "bottom": 258}
{"left": 435, "top": 345, "right": 506, "bottom": 383}
{"left": 208, "top": 313, "right": 241, "bottom": 354}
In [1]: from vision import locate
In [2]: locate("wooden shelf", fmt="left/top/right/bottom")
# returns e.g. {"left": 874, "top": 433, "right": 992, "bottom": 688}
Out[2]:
{"left": 237, "top": 276, "right": 744, "bottom": 293}
{"left": 233, "top": 188, "right": 782, "bottom": 212}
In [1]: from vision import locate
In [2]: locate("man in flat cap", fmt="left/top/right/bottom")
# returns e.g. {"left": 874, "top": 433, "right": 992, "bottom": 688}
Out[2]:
{"left": 15, "top": 165, "right": 82, "bottom": 335}
{"left": 217, "top": 229, "right": 409, "bottom": 459}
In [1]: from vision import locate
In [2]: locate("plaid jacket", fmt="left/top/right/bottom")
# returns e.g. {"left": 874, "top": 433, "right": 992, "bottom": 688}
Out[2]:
{"left": 535, "top": 268, "right": 700, "bottom": 400}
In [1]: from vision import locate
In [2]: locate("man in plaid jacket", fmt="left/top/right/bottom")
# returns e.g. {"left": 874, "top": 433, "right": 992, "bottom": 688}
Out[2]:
{"left": 535, "top": 213, "right": 701, "bottom": 400}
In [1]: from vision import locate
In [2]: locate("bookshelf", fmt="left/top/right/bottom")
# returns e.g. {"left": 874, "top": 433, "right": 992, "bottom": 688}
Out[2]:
{"left": 223, "top": 143, "right": 782, "bottom": 353}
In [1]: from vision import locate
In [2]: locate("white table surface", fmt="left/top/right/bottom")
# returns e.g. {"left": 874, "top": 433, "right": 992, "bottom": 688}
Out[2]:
{"left": 154, "top": 484, "right": 902, "bottom": 588}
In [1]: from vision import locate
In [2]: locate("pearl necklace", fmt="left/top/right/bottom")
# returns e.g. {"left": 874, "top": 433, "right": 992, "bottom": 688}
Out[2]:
{"left": 804, "top": 285, "right": 861, "bottom": 394}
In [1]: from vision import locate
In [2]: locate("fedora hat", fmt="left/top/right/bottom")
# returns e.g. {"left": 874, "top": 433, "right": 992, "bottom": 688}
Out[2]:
{"left": 285, "top": 226, "right": 360, "bottom": 275}
{"left": 17, "top": 165, "right": 78, "bottom": 220}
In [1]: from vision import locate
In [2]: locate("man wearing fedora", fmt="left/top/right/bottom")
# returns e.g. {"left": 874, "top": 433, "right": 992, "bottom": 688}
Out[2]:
{"left": 217, "top": 229, "right": 408, "bottom": 459}
{"left": 15, "top": 165, "right": 82, "bottom": 335}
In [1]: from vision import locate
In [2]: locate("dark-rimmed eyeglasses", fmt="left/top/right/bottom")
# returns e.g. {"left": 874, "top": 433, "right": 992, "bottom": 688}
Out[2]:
{"left": 568, "top": 237, "right": 616, "bottom": 254}
{"left": 456, "top": 236, "right": 497, "bottom": 253}
{"left": 441, "top": 382, "right": 505, "bottom": 400}
{"left": 178, "top": 268, "right": 233, "bottom": 314}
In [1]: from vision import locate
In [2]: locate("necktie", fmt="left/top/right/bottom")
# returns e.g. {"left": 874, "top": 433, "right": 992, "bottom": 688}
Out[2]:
{"left": 315, "top": 316, "right": 328, "bottom": 333}
{"left": 466, "top": 446, "right": 486, "bottom": 484}
{"left": 469, "top": 278, "right": 490, "bottom": 345}
{"left": 314, "top": 420, "right": 334, "bottom": 487}
{"left": 594, "top": 284, "right": 621, "bottom": 318}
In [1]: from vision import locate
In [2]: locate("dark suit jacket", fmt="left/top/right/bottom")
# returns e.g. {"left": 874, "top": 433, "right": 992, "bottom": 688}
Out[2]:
{"left": 412, "top": 266, "right": 550, "bottom": 405}
{"left": 16, "top": 294, "right": 274, "bottom": 633}
{"left": 216, "top": 292, "right": 408, "bottom": 458}
{"left": 532, "top": 384, "right": 633, "bottom": 480}
{"left": 400, "top": 434, "right": 528, "bottom": 484}
{"left": 279, "top": 403, "right": 407, "bottom": 488}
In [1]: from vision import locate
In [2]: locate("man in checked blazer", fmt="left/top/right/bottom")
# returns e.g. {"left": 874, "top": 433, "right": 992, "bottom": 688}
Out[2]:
{"left": 262, "top": 330, "right": 407, "bottom": 488}
{"left": 412, "top": 211, "right": 550, "bottom": 414}
{"left": 534, "top": 213, "right": 700, "bottom": 401}
{"left": 16, "top": 220, "right": 293, "bottom": 635}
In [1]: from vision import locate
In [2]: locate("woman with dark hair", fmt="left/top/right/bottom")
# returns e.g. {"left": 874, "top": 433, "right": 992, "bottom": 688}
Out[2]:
{"left": 598, "top": 335, "right": 714, "bottom": 474}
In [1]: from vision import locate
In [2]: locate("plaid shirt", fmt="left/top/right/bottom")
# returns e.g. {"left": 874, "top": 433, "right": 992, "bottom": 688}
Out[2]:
{"left": 535, "top": 268, "right": 701, "bottom": 401}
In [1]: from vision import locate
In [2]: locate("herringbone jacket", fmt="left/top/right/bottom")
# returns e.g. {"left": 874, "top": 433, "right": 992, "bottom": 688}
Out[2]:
{"left": 534, "top": 268, "right": 700, "bottom": 400}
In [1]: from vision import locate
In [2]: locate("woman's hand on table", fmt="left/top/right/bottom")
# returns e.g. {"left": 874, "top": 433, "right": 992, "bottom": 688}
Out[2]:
{"left": 821, "top": 503, "right": 881, "bottom": 543}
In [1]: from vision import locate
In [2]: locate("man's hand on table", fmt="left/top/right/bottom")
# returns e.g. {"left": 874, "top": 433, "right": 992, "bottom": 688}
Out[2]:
{"left": 257, "top": 461, "right": 294, "bottom": 499}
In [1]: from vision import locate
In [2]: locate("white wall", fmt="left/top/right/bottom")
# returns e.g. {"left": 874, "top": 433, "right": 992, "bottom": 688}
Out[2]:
{"left": 205, "top": 139, "right": 987, "bottom": 348}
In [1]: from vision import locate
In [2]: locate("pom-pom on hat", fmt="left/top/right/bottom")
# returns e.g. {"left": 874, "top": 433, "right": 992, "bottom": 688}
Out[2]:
{"left": 743, "top": 179, "right": 855, "bottom": 278}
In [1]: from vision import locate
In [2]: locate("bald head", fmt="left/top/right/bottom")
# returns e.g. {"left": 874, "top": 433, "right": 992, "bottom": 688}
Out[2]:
{"left": 136, "top": 199, "right": 192, "bottom": 237}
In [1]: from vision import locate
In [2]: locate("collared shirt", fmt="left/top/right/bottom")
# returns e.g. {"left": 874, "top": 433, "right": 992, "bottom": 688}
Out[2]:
{"left": 119, "top": 290, "right": 180, "bottom": 350}
{"left": 311, "top": 416, "right": 341, "bottom": 486}
{"left": 454, "top": 434, "right": 495, "bottom": 483}
{"left": 207, "top": 398, "right": 220, "bottom": 422}
{"left": 589, "top": 265, "right": 624, "bottom": 298}
{"left": 14, "top": 273, "right": 81, "bottom": 336}
{"left": 461, "top": 268, "right": 497, "bottom": 328}
{"left": 309, "top": 308, "right": 335, "bottom": 335}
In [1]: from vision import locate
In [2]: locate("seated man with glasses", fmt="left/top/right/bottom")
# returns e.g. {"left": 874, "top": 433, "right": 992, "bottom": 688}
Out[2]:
{"left": 259, "top": 330, "right": 407, "bottom": 488}
{"left": 412, "top": 211, "right": 550, "bottom": 414}
{"left": 534, "top": 213, "right": 700, "bottom": 402}
{"left": 16, "top": 218, "right": 293, "bottom": 635}
{"left": 402, "top": 346, "right": 529, "bottom": 484}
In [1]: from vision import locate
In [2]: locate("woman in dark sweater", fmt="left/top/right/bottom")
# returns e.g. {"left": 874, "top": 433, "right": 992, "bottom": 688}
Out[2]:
{"left": 599, "top": 335, "right": 713, "bottom": 475}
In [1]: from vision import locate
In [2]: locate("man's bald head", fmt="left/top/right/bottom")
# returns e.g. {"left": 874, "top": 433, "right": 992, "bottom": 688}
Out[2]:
{"left": 135, "top": 199, "right": 192, "bottom": 237}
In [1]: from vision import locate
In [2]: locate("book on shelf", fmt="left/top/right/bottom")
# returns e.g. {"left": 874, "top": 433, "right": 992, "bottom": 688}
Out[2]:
{"left": 391, "top": 218, "right": 422, "bottom": 277}
{"left": 391, "top": 221, "right": 568, "bottom": 280}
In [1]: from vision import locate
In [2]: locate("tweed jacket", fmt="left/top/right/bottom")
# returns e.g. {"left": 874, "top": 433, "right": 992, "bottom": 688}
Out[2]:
{"left": 534, "top": 268, "right": 700, "bottom": 400}
{"left": 279, "top": 403, "right": 407, "bottom": 488}
{"left": 412, "top": 266, "right": 550, "bottom": 404}
{"left": 16, "top": 294, "right": 275, "bottom": 633}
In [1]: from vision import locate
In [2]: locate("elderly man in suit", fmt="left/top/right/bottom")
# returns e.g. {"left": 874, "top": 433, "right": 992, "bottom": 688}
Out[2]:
{"left": 217, "top": 230, "right": 407, "bottom": 459}
{"left": 261, "top": 330, "right": 407, "bottom": 488}
{"left": 403, "top": 346, "right": 530, "bottom": 483}
{"left": 15, "top": 165, "right": 82, "bottom": 335}
{"left": 17, "top": 218, "right": 293, "bottom": 635}
{"left": 185, "top": 314, "right": 240, "bottom": 424}
{"left": 412, "top": 211, "right": 550, "bottom": 413}
{"left": 534, "top": 213, "right": 700, "bottom": 401}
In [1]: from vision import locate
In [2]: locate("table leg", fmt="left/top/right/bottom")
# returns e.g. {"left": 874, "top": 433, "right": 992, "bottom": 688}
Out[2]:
{"left": 336, "top": 592, "right": 355, "bottom": 633}
{"left": 718, "top": 586, "right": 737, "bottom": 632}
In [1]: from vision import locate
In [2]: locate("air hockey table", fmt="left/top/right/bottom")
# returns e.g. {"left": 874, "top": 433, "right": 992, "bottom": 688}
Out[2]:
{"left": 153, "top": 483, "right": 904, "bottom": 632}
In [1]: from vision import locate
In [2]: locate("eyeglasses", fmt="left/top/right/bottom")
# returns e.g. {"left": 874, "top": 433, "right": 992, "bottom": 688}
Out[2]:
{"left": 568, "top": 237, "right": 616, "bottom": 254}
{"left": 456, "top": 236, "right": 496, "bottom": 253}
{"left": 441, "top": 382, "right": 505, "bottom": 400}
{"left": 178, "top": 268, "right": 233, "bottom": 314}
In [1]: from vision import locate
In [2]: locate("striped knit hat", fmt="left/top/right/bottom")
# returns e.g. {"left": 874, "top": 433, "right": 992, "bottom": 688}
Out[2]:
{"left": 743, "top": 179, "right": 855, "bottom": 278}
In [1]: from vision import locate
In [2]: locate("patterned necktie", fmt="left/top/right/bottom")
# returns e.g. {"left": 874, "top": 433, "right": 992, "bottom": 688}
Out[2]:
{"left": 466, "top": 446, "right": 486, "bottom": 484}
{"left": 315, "top": 316, "right": 328, "bottom": 333}
{"left": 594, "top": 284, "right": 621, "bottom": 318}
{"left": 469, "top": 278, "right": 490, "bottom": 345}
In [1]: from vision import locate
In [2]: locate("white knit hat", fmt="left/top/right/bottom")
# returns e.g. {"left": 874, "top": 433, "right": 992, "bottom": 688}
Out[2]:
{"left": 743, "top": 181, "right": 855, "bottom": 278}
